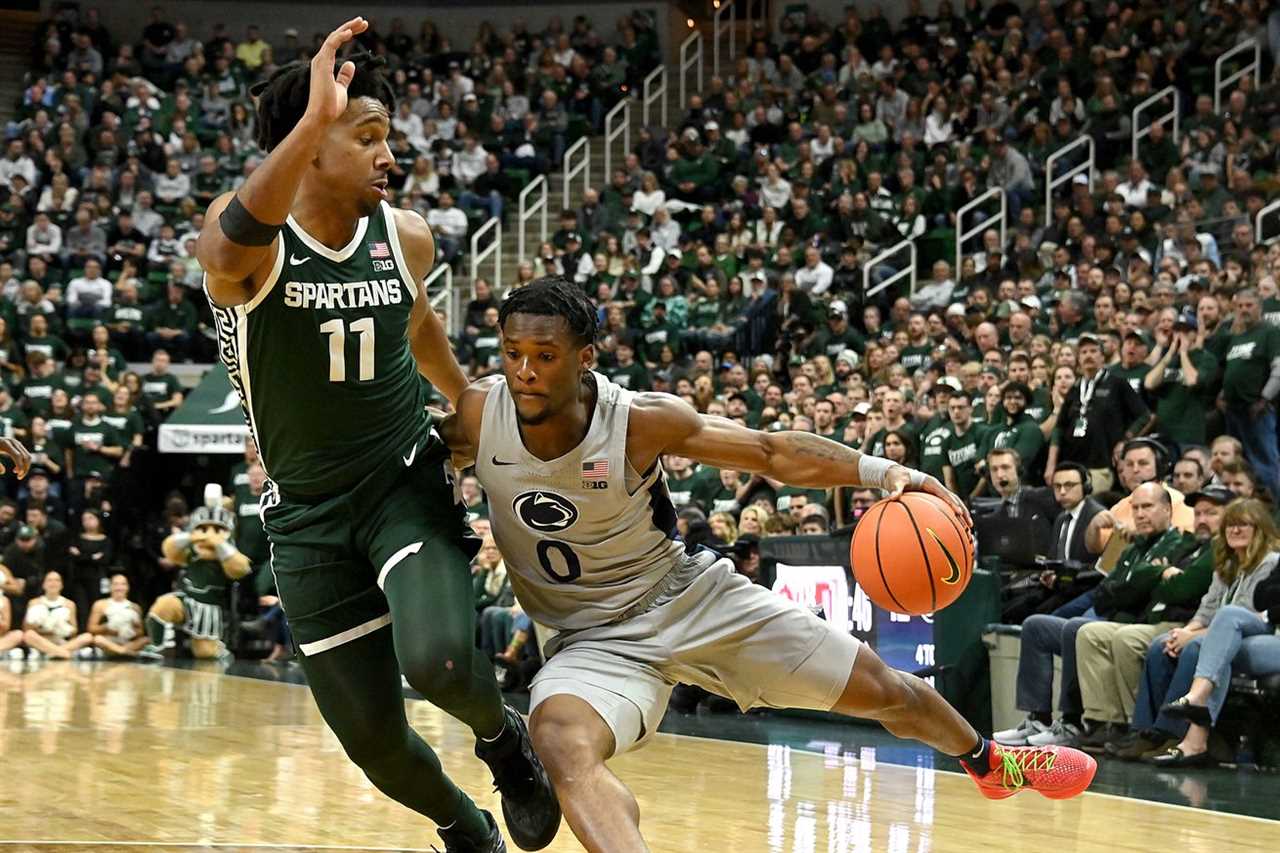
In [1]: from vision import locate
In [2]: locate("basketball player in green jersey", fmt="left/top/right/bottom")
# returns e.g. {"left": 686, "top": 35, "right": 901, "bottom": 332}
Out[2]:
{"left": 194, "top": 19, "right": 557, "bottom": 853}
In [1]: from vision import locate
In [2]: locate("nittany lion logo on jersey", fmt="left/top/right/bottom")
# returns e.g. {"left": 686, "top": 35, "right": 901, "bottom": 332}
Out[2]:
{"left": 513, "top": 491, "right": 579, "bottom": 532}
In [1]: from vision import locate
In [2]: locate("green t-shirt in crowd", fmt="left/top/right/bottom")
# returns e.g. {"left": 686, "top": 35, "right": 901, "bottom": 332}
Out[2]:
{"left": 1222, "top": 323, "right": 1280, "bottom": 407}
{"left": 943, "top": 422, "right": 989, "bottom": 497}
{"left": 917, "top": 415, "right": 952, "bottom": 481}
{"left": 605, "top": 361, "right": 651, "bottom": 391}
{"left": 66, "top": 416, "right": 124, "bottom": 478}
{"left": 1151, "top": 348, "right": 1218, "bottom": 446}
{"left": 1110, "top": 363, "right": 1149, "bottom": 395}
{"left": 898, "top": 343, "right": 934, "bottom": 373}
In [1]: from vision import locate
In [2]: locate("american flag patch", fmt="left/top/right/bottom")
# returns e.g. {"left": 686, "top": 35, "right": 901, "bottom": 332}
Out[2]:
{"left": 582, "top": 460, "right": 610, "bottom": 480}
{"left": 368, "top": 241, "right": 391, "bottom": 258}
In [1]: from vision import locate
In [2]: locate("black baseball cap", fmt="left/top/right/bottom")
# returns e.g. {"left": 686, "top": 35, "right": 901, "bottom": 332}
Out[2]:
{"left": 1186, "top": 486, "right": 1235, "bottom": 506}
{"left": 1077, "top": 332, "right": 1103, "bottom": 348}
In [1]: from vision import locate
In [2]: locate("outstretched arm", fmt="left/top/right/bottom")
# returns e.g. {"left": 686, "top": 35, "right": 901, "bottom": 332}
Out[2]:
{"left": 630, "top": 393, "right": 971, "bottom": 524}
{"left": 197, "top": 18, "right": 369, "bottom": 305}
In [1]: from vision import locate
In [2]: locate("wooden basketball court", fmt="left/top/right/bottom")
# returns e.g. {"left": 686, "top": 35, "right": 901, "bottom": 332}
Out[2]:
{"left": 0, "top": 662, "right": 1270, "bottom": 852}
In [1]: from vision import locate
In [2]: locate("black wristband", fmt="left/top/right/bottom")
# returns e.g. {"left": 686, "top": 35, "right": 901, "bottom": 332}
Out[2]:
{"left": 218, "top": 195, "right": 282, "bottom": 247}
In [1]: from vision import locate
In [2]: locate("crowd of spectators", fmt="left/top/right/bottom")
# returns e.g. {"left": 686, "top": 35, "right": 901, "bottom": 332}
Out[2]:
{"left": 450, "top": 0, "right": 1280, "bottom": 761}
{"left": 1, "top": 1, "right": 1278, "bottom": 764}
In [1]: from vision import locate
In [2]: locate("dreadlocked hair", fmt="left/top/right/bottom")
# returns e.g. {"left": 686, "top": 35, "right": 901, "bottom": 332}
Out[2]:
{"left": 250, "top": 50, "right": 396, "bottom": 152}
{"left": 499, "top": 276, "right": 599, "bottom": 347}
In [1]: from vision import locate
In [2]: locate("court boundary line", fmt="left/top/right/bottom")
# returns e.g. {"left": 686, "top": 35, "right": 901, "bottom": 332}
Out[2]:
{"left": 153, "top": 664, "right": 1280, "bottom": 827}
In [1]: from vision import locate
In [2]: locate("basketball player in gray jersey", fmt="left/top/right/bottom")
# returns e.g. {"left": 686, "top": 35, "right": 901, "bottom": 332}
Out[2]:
{"left": 443, "top": 278, "right": 1098, "bottom": 852}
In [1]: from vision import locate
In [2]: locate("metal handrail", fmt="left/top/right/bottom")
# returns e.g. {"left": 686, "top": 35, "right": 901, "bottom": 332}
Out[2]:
{"left": 713, "top": 0, "right": 737, "bottom": 79}
{"left": 469, "top": 216, "right": 501, "bottom": 297}
{"left": 603, "top": 99, "right": 631, "bottom": 189}
{"left": 862, "top": 237, "right": 917, "bottom": 300}
{"left": 679, "top": 31, "right": 703, "bottom": 114}
{"left": 424, "top": 263, "right": 456, "bottom": 334}
{"left": 956, "top": 188, "right": 1007, "bottom": 277}
{"left": 1215, "top": 38, "right": 1260, "bottom": 113}
{"left": 642, "top": 66, "right": 667, "bottom": 130}
{"left": 562, "top": 136, "right": 590, "bottom": 211}
{"left": 516, "top": 174, "right": 548, "bottom": 263}
{"left": 1044, "top": 136, "right": 1094, "bottom": 228}
{"left": 1257, "top": 198, "right": 1280, "bottom": 245}
{"left": 1131, "top": 86, "right": 1179, "bottom": 165}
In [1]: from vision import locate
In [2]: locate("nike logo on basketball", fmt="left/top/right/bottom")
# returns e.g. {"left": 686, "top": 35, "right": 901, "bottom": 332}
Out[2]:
{"left": 927, "top": 528, "right": 963, "bottom": 585}
{"left": 403, "top": 443, "right": 417, "bottom": 467}
{"left": 289, "top": 254, "right": 311, "bottom": 265}
{"left": 492, "top": 456, "right": 518, "bottom": 466}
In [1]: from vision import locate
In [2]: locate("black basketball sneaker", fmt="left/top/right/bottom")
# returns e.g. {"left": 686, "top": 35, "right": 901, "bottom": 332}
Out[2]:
{"left": 474, "top": 705, "right": 561, "bottom": 850}
{"left": 437, "top": 809, "right": 506, "bottom": 853}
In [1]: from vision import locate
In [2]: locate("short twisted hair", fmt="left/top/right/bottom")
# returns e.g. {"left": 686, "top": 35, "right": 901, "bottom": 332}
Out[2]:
{"left": 250, "top": 51, "right": 395, "bottom": 152}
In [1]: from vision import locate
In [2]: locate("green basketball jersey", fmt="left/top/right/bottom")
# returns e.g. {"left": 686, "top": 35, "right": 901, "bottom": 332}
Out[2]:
{"left": 207, "top": 203, "right": 428, "bottom": 498}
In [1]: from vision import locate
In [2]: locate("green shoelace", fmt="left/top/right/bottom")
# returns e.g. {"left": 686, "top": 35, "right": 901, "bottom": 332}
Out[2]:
{"left": 999, "top": 748, "right": 1057, "bottom": 789}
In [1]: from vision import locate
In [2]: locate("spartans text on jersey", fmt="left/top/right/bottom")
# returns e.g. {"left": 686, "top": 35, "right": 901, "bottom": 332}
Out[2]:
{"left": 282, "top": 278, "right": 405, "bottom": 310}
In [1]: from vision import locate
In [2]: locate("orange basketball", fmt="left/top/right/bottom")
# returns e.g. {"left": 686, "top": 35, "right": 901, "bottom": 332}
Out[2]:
{"left": 850, "top": 492, "right": 974, "bottom": 616}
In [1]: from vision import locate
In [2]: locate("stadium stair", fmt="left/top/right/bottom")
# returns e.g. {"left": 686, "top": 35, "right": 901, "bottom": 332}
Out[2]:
{"left": 0, "top": 10, "right": 39, "bottom": 125}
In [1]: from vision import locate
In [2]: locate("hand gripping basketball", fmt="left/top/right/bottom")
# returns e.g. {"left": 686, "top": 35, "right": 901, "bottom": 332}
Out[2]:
{"left": 883, "top": 466, "right": 972, "bottom": 529}
{"left": 850, "top": 491, "right": 976, "bottom": 616}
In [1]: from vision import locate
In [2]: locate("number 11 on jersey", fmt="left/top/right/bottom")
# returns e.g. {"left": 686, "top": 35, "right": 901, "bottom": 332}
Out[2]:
{"left": 319, "top": 317, "right": 376, "bottom": 382}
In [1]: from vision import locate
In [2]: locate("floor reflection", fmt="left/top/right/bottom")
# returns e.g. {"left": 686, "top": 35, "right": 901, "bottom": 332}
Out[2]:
{"left": 0, "top": 662, "right": 1268, "bottom": 852}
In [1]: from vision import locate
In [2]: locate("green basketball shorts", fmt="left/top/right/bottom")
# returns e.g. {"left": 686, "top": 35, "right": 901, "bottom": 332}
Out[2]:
{"left": 261, "top": 434, "right": 479, "bottom": 656}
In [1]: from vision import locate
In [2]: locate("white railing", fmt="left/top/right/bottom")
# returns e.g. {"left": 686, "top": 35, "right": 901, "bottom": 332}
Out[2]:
{"left": 603, "top": 99, "right": 631, "bottom": 189}
{"left": 863, "top": 237, "right": 917, "bottom": 300}
{"left": 424, "top": 263, "right": 457, "bottom": 333}
{"left": 679, "top": 30, "right": 703, "bottom": 114}
{"left": 1215, "top": 38, "right": 1260, "bottom": 112}
{"left": 1045, "top": 136, "right": 1094, "bottom": 228}
{"left": 642, "top": 66, "right": 667, "bottom": 130}
{"left": 956, "top": 188, "right": 1006, "bottom": 277}
{"left": 469, "top": 216, "right": 501, "bottom": 295}
{"left": 1132, "top": 86, "right": 1179, "bottom": 164}
{"left": 562, "top": 136, "right": 590, "bottom": 211}
{"left": 713, "top": 0, "right": 737, "bottom": 79}
{"left": 1258, "top": 198, "right": 1280, "bottom": 245}
{"left": 516, "top": 174, "right": 548, "bottom": 263}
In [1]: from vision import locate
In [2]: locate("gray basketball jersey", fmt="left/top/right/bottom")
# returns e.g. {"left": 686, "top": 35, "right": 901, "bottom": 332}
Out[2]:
{"left": 475, "top": 372, "right": 686, "bottom": 631}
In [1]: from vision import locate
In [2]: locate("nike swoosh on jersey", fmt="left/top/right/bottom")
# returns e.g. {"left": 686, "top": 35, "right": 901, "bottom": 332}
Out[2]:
{"left": 403, "top": 443, "right": 418, "bottom": 467}
{"left": 289, "top": 253, "right": 311, "bottom": 265}
{"left": 491, "top": 456, "right": 518, "bottom": 466}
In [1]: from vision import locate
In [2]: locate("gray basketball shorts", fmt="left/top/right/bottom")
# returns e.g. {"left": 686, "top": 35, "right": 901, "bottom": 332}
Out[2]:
{"left": 529, "top": 557, "right": 861, "bottom": 755}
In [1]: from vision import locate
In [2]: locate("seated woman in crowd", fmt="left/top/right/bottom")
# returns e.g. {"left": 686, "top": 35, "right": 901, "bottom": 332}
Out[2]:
{"left": 88, "top": 573, "right": 146, "bottom": 658}
{"left": 22, "top": 570, "right": 93, "bottom": 659}
{"left": 1122, "top": 498, "right": 1278, "bottom": 766}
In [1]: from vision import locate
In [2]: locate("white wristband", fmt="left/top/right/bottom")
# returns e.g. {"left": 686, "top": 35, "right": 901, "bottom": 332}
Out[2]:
{"left": 215, "top": 540, "right": 238, "bottom": 561}
{"left": 857, "top": 455, "right": 896, "bottom": 489}
{"left": 858, "top": 456, "right": 928, "bottom": 490}
{"left": 170, "top": 532, "right": 193, "bottom": 551}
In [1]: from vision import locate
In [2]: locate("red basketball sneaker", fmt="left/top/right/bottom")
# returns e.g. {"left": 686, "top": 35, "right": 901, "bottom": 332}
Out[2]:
{"left": 962, "top": 743, "right": 1098, "bottom": 800}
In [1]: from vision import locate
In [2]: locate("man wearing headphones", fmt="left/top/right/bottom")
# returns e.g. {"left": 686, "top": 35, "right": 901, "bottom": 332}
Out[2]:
{"left": 1002, "top": 462, "right": 1107, "bottom": 624}
{"left": 1049, "top": 463, "right": 1106, "bottom": 566}
{"left": 1085, "top": 438, "right": 1195, "bottom": 554}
